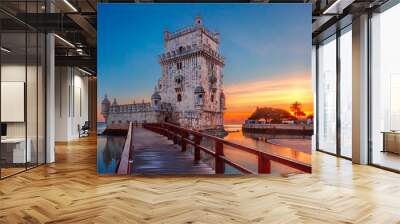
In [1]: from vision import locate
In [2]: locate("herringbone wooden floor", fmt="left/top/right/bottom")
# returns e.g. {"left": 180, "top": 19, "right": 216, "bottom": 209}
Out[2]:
{"left": 1, "top": 136, "right": 400, "bottom": 224}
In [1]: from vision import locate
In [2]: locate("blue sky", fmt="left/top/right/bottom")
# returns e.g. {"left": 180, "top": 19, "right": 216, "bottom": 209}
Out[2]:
{"left": 98, "top": 3, "right": 311, "bottom": 108}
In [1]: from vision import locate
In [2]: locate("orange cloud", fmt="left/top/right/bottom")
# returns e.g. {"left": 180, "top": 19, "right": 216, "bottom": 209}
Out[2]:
{"left": 223, "top": 73, "right": 314, "bottom": 124}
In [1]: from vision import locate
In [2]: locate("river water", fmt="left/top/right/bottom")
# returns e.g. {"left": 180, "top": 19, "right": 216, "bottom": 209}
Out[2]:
{"left": 97, "top": 123, "right": 311, "bottom": 174}
{"left": 220, "top": 124, "right": 311, "bottom": 174}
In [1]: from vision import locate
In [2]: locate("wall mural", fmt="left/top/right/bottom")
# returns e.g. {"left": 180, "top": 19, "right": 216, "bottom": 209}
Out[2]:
{"left": 97, "top": 3, "right": 313, "bottom": 175}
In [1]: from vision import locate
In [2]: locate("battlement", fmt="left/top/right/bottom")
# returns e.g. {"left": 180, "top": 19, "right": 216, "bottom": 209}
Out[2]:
{"left": 108, "top": 102, "right": 173, "bottom": 114}
{"left": 165, "top": 24, "right": 219, "bottom": 44}
{"left": 158, "top": 44, "right": 224, "bottom": 65}
{"left": 109, "top": 102, "right": 152, "bottom": 113}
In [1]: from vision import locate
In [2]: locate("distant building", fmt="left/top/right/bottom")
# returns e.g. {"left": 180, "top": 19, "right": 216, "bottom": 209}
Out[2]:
{"left": 101, "top": 16, "right": 226, "bottom": 131}
{"left": 281, "top": 119, "right": 295, "bottom": 124}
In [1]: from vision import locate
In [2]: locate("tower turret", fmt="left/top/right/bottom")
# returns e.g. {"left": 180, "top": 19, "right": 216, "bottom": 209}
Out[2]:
{"left": 151, "top": 90, "right": 162, "bottom": 111}
{"left": 164, "top": 28, "right": 170, "bottom": 47}
{"left": 112, "top": 98, "right": 118, "bottom": 106}
{"left": 101, "top": 94, "right": 111, "bottom": 121}
{"left": 194, "top": 16, "right": 203, "bottom": 27}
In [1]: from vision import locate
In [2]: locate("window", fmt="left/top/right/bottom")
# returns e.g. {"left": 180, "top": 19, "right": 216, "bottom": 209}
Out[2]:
{"left": 370, "top": 3, "right": 400, "bottom": 171}
{"left": 317, "top": 35, "right": 337, "bottom": 154}
{"left": 211, "top": 94, "right": 214, "bottom": 102}
{"left": 339, "top": 27, "right": 352, "bottom": 158}
{"left": 315, "top": 24, "right": 354, "bottom": 159}
{"left": 177, "top": 94, "right": 182, "bottom": 102}
{"left": 196, "top": 94, "right": 204, "bottom": 105}
{"left": 177, "top": 62, "right": 182, "bottom": 70}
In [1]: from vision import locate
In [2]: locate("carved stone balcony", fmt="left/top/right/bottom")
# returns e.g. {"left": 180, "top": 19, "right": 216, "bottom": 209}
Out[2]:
{"left": 209, "top": 74, "right": 217, "bottom": 92}
{"left": 174, "top": 75, "right": 184, "bottom": 92}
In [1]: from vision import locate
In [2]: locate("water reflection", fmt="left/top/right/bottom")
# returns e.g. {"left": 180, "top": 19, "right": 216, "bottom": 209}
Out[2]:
{"left": 225, "top": 129, "right": 311, "bottom": 163}
{"left": 223, "top": 124, "right": 311, "bottom": 174}
{"left": 97, "top": 135, "right": 125, "bottom": 173}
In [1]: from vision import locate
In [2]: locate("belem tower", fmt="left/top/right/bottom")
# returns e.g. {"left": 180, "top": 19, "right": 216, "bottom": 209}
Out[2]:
{"left": 101, "top": 16, "right": 226, "bottom": 133}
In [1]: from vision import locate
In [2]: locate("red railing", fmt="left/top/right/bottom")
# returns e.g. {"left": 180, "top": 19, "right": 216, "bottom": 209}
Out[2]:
{"left": 143, "top": 123, "right": 311, "bottom": 174}
{"left": 116, "top": 122, "right": 134, "bottom": 175}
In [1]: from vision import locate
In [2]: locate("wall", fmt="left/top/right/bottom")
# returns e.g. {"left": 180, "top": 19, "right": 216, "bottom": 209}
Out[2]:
{"left": 107, "top": 111, "right": 159, "bottom": 126}
{"left": 1, "top": 61, "right": 46, "bottom": 169}
{"left": 1, "top": 64, "right": 44, "bottom": 140}
{"left": 1, "top": 65, "right": 26, "bottom": 138}
{"left": 55, "top": 67, "right": 89, "bottom": 141}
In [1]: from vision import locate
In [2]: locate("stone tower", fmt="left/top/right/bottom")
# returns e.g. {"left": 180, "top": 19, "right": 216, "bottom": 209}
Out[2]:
{"left": 158, "top": 16, "right": 225, "bottom": 130}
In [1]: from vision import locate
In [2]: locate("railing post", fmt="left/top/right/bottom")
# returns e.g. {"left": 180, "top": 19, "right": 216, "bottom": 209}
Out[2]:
{"left": 172, "top": 127, "right": 178, "bottom": 144}
{"left": 215, "top": 141, "right": 225, "bottom": 174}
{"left": 181, "top": 130, "right": 187, "bottom": 152}
{"left": 194, "top": 135, "right": 201, "bottom": 162}
{"left": 129, "top": 122, "right": 134, "bottom": 175}
{"left": 158, "top": 123, "right": 164, "bottom": 135}
{"left": 258, "top": 153, "right": 271, "bottom": 174}
{"left": 128, "top": 160, "right": 133, "bottom": 175}
{"left": 130, "top": 122, "right": 134, "bottom": 143}
{"left": 167, "top": 126, "right": 172, "bottom": 140}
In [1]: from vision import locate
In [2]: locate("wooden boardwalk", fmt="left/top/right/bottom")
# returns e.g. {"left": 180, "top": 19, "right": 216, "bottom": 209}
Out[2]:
{"left": 131, "top": 128, "right": 214, "bottom": 174}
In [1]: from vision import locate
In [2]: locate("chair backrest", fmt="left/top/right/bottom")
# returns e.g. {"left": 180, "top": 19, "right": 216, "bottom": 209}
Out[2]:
{"left": 82, "top": 121, "right": 90, "bottom": 129}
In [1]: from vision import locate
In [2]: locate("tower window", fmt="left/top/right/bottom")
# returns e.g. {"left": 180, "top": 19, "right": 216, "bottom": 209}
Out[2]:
{"left": 211, "top": 94, "right": 214, "bottom": 102}
{"left": 177, "top": 62, "right": 182, "bottom": 70}
{"left": 177, "top": 94, "right": 182, "bottom": 102}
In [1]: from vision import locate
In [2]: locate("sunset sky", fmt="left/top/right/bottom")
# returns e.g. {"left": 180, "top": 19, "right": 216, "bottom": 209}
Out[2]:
{"left": 98, "top": 4, "right": 312, "bottom": 124}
